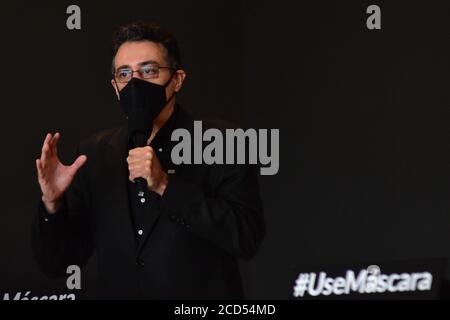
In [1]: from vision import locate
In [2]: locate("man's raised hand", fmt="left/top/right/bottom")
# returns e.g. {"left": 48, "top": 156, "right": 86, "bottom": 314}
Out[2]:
{"left": 36, "top": 132, "right": 87, "bottom": 214}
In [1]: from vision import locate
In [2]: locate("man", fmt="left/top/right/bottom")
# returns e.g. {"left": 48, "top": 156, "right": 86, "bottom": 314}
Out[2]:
{"left": 33, "top": 21, "right": 265, "bottom": 299}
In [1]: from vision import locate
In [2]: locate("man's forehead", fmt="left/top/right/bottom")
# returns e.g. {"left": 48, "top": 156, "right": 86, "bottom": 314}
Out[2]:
{"left": 114, "top": 41, "right": 167, "bottom": 68}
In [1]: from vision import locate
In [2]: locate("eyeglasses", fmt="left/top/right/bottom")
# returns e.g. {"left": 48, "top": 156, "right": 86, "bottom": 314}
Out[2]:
{"left": 113, "top": 63, "right": 174, "bottom": 83}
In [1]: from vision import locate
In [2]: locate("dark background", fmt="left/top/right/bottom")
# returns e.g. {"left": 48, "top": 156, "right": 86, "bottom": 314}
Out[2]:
{"left": 1, "top": 0, "right": 450, "bottom": 299}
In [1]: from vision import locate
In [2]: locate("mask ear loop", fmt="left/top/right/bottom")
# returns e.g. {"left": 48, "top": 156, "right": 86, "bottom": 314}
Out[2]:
{"left": 113, "top": 76, "right": 128, "bottom": 119}
{"left": 113, "top": 76, "right": 121, "bottom": 101}
{"left": 163, "top": 68, "right": 179, "bottom": 104}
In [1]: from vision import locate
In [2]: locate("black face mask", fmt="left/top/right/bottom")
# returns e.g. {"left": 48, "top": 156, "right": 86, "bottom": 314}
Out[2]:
{"left": 118, "top": 73, "right": 176, "bottom": 138}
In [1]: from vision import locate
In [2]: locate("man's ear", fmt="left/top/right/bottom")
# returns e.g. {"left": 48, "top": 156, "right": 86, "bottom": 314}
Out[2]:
{"left": 111, "top": 79, "right": 120, "bottom": 100}
{"left": 173, "top": 70, "right": 187, "bottom": 93}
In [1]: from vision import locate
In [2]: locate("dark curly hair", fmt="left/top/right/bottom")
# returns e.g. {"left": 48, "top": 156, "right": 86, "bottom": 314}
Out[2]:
{"left": 111, "top": 21, "right": 181, "bottom": 73}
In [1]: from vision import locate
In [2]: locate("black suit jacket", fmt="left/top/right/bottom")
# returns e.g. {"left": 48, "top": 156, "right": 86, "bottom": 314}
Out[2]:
{"left": 32, "top": 105, "right": 265, "bottom": 299}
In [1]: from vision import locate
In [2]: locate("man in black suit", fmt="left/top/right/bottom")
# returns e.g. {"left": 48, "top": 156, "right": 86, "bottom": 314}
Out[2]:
{"left": 33, "top": 21, "right": 265, "bottom": 299}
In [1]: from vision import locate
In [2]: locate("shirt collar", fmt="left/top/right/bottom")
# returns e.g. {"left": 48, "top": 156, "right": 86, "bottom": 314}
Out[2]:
{"left": 124, "top": 103, "right": 180, "bottom": 150}
{"left": 148, "top": 103, "right": 180, "bottom": 149}
{"left": 108, "top": 103, "right": 191, "bottom": 151}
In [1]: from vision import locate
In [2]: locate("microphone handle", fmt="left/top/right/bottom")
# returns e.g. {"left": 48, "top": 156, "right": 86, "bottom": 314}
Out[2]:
{"left": 131, "top": 132, "right": 150, "bottom": 197}
{"left": 135, "top": 177, "right": 147, "bottom": 196}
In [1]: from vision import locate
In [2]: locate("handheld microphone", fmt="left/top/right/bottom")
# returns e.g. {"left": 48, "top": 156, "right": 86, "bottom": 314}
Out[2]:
{"left": 131, "top": 130, "right": 151, "bottom": 197}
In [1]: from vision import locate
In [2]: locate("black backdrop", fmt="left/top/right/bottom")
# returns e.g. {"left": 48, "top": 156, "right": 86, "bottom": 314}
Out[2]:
{"left": 1, "top": 0, "right": 450, "bottom": 299}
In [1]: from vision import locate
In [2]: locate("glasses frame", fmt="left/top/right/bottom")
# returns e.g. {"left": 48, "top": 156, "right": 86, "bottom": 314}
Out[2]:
{"left": 112, "top": 63, "right": 175, "bottom": 83}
